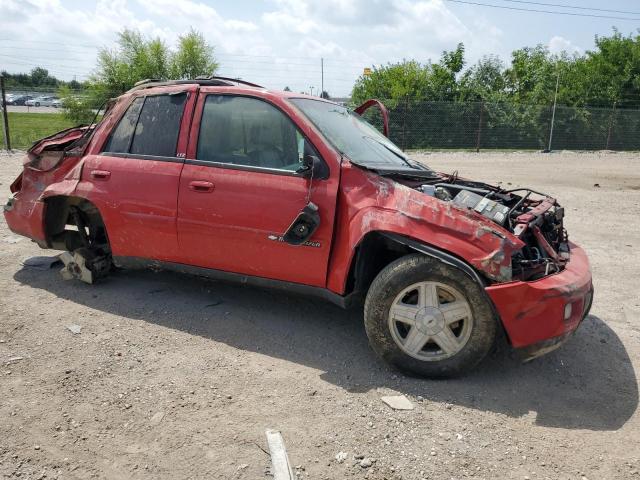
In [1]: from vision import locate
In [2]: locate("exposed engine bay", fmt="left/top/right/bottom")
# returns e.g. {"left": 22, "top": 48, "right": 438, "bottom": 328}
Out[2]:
{"left": 415, "top": 174, "right": 569, "bottom": 282}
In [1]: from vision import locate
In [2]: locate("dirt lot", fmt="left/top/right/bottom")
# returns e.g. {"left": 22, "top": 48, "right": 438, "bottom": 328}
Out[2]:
{"left": 1, "top": 150, "right": 639, "bottom": 480}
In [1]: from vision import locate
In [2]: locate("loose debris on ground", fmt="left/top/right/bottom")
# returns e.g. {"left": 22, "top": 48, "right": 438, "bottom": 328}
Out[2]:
{"left": 1, "top": 151, "right": 639, "bottom": 479}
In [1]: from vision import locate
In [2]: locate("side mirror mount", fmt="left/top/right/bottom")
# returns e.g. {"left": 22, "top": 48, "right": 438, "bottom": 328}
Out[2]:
{"left": 283, "top": 202, "right": 321, "bottom": 245}
{"left": 297, "top": 154, "right": 329, "bottom": 180}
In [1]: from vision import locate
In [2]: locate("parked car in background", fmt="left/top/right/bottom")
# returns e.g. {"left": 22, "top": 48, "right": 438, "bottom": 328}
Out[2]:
{"left": 6, "top": 95, "right": 34, "bottom": 106}
{"left": 52, "top": 98, "right": 63, "bottom": 108}
{"left": 3, "top": 77, "right": 593, "bottom": 378}
{"left": 25, "top": 96, "right": 58, "bottom": 107}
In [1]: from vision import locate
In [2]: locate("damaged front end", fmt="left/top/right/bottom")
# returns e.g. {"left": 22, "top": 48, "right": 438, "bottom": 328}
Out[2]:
{"left": 410, "top": 175, "right": 568, "bottom": 282}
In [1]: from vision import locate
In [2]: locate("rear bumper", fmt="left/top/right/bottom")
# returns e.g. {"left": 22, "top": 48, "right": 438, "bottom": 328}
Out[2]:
{"left": 486, "top": 242, "right": 593, "bottom": 353}
{"left": 3, "top": 193, "right": 47, "bottom": 244}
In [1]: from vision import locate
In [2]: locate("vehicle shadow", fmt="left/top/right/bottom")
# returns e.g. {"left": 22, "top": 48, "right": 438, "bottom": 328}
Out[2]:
{"left": 14, "top": 262, "right": 638, "bottom": 432}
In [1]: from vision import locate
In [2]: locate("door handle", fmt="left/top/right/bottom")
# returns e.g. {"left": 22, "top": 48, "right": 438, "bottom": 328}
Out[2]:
{"left": 90, "top": 170, "right": 111, "bottom": 180}
{"left": 188, "top": 180, "right": 215, "bottom": 193}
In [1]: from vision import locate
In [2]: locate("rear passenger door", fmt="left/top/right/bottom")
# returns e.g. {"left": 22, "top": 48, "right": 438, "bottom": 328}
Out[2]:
{"left": 79, "top": 87, "right": 196, "bottom": 261}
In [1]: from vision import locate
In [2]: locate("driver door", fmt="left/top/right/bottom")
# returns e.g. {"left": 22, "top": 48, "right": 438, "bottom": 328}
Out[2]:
{"left": 176, "top": 93, "right": 338, "bottom": 287}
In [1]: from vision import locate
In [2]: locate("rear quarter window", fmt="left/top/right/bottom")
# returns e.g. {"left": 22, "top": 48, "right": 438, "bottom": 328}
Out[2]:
{"left": 102, "top": 93, "right": 187, "bottom": 157}
{"left": 103, "top": 97, "right": 144, "bottom": 154}
{"left": 130, "top": 93, "right": 187, "bottom": 157}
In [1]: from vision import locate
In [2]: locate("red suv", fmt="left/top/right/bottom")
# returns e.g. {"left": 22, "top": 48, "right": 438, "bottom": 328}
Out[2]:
{"left": 4, "top": 77, "right": 593, "bottom": 377}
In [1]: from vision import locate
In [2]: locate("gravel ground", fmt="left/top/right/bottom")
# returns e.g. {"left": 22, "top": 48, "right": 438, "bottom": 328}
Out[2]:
{"left": 1, "top": 150, "right": 639, "bottom": 479}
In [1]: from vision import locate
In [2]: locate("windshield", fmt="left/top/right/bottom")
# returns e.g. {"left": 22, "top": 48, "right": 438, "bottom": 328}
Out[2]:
{"left": 289, "top": 98, "right": 431, "bottom": 172}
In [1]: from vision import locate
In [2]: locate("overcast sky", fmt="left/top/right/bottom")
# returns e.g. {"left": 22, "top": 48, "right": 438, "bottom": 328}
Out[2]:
{"left": 0, "top": 0, "right": 637, "bottom": 95}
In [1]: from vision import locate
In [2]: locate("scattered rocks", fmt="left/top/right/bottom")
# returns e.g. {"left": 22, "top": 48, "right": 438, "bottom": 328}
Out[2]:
{"left": 150, "top": 412, "right": 164, "bottom": 425}
{"left": 381, "top": 395, "right": 414, "bottom": 411}
{"left": 66, "top": 324, "right": 82, "bottom": 335}
{"left": 3, "top": 235, "right": 21, "bottom": 244}
{"left": 335, "top": 451, "right": 348, "bottom": 463}
{"left": 360, "top": 458, "right": 373, "bottom": 468}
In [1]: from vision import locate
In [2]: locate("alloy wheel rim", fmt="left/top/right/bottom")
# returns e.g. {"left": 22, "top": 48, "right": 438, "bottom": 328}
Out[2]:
{"left": 387, "top": 281, "right": 473, "bottom": 361}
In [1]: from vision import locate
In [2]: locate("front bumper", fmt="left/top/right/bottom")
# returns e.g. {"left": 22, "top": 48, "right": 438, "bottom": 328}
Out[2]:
{"left": 485, "top": 242, "right": 593, "bottom": 355}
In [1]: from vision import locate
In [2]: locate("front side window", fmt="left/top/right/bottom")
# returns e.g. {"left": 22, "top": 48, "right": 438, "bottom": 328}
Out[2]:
{"left": 103, "top": 93, "right": 187, "bottom": 157}
{"left": 196, "top": 95, "right": 308, "bottom": 171}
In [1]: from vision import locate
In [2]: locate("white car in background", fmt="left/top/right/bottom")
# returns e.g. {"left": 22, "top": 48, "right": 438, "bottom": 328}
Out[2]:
{"left": 25, "top": 96, "right": 58, "bottom": 107}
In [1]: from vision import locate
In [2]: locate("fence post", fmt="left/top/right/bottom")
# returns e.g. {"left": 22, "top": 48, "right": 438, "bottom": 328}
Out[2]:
{"left": 605, "top": 100, "right": 617, "bottom": 150}
{"left": 1, "top": 76, "right": 11, "bottom": 151}
{"left": 475, "top": 101, "right": 484, "bottom": 152}
{"left": 401, "top": 96, "right": 408, "bottom": 151}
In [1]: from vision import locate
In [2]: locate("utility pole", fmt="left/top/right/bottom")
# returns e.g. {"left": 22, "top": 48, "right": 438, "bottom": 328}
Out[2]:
{"left": 547, "top": 66, "right": 560, "bottom": 152}
{"left": 321, "top": 57, "right": 324, "bottom": 97}
{"left": 1, "top": 76, "right": 11, "bottom": 151}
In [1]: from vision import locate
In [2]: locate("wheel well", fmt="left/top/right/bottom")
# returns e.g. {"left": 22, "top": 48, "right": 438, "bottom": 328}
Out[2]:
{"left": 44, "top": 196, "right": 109, "bottom": 252}
{"left": 345, "top": 231, "right": 509, "bottom": 346}
{"left": 344, "top": 232, "right": 414, "bottom": 299}
{"left": 344, "top": 231, "right": 488, "bottom": 299}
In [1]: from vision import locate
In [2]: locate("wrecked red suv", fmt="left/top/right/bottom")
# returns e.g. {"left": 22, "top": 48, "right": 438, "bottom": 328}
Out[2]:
{"left": 4, "top": 77, "right": 593, "bottom": 377}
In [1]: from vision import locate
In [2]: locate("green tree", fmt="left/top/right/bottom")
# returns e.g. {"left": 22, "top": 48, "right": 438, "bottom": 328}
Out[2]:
{"left": 429, "top": 43, "right": 466, "bottom": 100}
{"left": 170, "top": 29, "right": 218, "bottom": 79}
{"left": 351, "top": 60, "right": 430, "bottom": 107}
{"left": 459, "top": 55, "right": 506, "bottom": 102}
{"left": 58, "top": 85, "right": 94, "bottom": 124}
{"left": 90, "top": 29, "right": 171, "bottom": 99}
{"left": 580, "top": 30, "right": 640, "bottom": 107}
{"left": 351, "top": 44, "right": 469, "bottom": 105}
{"left": 80, "top": 27, "right": 219, "bottom": 116}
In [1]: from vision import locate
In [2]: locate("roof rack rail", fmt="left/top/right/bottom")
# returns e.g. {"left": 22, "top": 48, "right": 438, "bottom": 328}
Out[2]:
{"left": 133, "top": 78, "right": 161, "bottom": 87}
{"left": 200, "top": 76, "right": 264, "bottom": 88}
{"left": 127, "top": 77, "right": 264, "bottom": 93}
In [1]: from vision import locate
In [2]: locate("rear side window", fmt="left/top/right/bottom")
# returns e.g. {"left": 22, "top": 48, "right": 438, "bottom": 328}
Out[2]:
{"left": 130, "top": 94, "right": 186, "bottom": 156}
{"left": 103, "top": 93, "right": 187, "bottom": 157}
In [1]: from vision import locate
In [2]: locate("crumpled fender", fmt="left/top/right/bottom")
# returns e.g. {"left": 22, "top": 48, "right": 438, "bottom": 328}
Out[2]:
{"left": 39, "top": 158, "right": 86, "bottom": 201}
{"left": 326, "top": 163, "right": 524, "bottom": 294}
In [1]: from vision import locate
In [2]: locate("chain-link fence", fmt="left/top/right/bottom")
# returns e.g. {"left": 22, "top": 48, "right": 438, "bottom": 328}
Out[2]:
{"left": 361, "top": 100, "right": 640, "bottom": 151}
{"left": 3, "top": 86, "right": 640, "bottom": 151}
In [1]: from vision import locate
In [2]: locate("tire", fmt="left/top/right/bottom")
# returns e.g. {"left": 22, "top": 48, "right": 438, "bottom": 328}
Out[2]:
{"left": 364, "top": 253, "right": 496, "bottom": 378}
{"left": 35, "top": 102, "right": 40, "bottom": 107}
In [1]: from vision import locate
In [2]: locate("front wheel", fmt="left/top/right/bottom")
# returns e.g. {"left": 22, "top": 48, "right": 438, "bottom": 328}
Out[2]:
{"left": 364, "top": 254, "right": 496, "bottom": 378}
{"left": 35, "top": 102, "right": 40, "bottom": 107}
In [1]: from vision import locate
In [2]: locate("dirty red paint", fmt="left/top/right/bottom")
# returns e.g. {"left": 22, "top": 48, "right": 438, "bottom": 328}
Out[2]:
{"left": 3, "top": 81, "right": 593, "bottom": 355}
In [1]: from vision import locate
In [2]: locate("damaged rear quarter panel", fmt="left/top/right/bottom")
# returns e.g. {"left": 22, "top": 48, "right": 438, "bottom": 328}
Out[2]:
{"left": 327, "top": 162, "right": 524, "bottom": 293}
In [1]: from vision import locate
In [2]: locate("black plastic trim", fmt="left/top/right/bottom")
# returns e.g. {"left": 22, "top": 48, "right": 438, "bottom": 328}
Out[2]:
{"left": 99, "top": 152, "right": 184, "bottom": 163}
{"left": 380, "top": 232, "right": 486, "bottom": 286}
{"left": 184, "top": 158, "right": 302, "bottom": 176}
{"left": 113, "top": 256, "right": 355, "bottom": 308}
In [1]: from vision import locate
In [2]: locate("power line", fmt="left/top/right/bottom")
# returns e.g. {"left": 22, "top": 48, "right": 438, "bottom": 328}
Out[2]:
{"left": 0, "top": 38, "right": 102, "bottom": 49}
{"left": 498, "top": 0, "right": 640, "bottom": 16}
{"left": 444, "top": 0, "right": 640, "bottom": 20}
